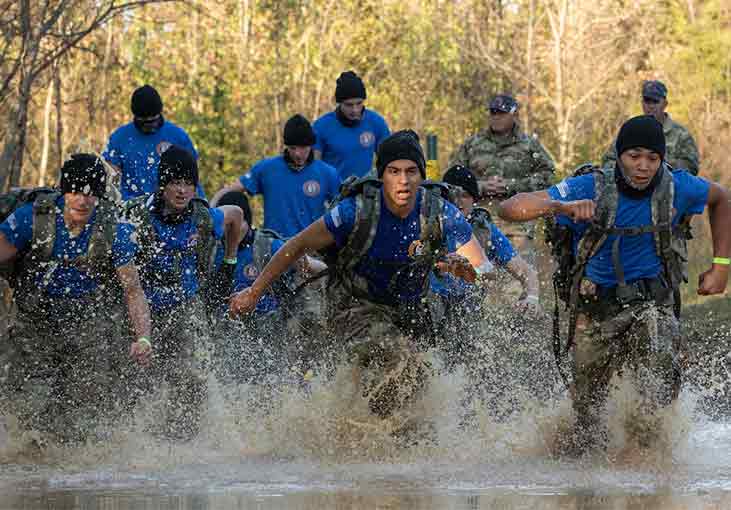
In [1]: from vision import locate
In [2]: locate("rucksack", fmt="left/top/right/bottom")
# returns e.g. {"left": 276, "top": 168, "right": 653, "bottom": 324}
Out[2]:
{"left": 324, "top": 176, "right": 448, "bottom": 301}
{"left": 0, "top": 187, "right": 117, "bottom": 286}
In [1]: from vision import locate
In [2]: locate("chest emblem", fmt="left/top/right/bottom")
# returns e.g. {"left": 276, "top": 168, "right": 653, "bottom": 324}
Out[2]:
{"left": 244, "top": 264, "right": 259, "bottom": 279}
{"left": 408, "top": 239, "right": 425, "bottom": 258}
{"left": 303, "top": 180, "right": 321, "bottom": 197}
{"left": 156, "top": 141, "right": 172, "bottom": 155}
{"left": 359, "top": 131, "right": 375, "bottom": 148}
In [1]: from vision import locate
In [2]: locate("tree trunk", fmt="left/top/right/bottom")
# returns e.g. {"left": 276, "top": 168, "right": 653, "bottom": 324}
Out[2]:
{"left": 54, "top": 63, "right": 64, "bottom": 173}
{"left": 39, "top": 78, "right": 54, "bottom": 186}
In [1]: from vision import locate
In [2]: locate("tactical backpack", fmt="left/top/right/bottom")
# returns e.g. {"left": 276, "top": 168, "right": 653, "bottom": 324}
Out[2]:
{"left": 547, "top": 163, "right": 690, "bottom": 384}
{"left": 124, "top": 195, "right": 217, "bottom": 292}
{"left": 324, "top": 176, "right": 448, "bottom": 302}
{"left": 1, "top": 187, "right": 117, "bottom": 288}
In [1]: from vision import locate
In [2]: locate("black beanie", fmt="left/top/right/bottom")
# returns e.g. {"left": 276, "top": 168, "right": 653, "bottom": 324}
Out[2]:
{"left": 335, "top": 71, "right": 367, "bottom": 103}
{"left": 217, "top": 190, "right": 252, "bottom": 227}
{"left": 131, "top": 85, "right": 163, "bottom": 117}
{"left": 59, "top": 153, "right": 107, "bottom": 198}
{"left": 376, "top": 130, "right": 426, "bottom": 178}
{"left": 615, "top": 115, "right": 666, "bottom": 159}
{"left": 283, "top": 114, "right": 316, "bottom": 146}
{"left": 158, "top": 145, "right": 199, "bottom": 189}
{"left": 443, "top": 164, "right": 480, "bottom": 200}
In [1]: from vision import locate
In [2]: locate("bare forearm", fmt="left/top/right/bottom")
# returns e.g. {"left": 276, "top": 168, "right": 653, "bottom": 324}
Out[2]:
{"left": 252, "top": 238, "right": 309, "bottom": 296}
{"left": 708, "top": 185, "right": 731, "bottom": 258}
{"left": 498, "top": 191, "right": 558, "bottom": 222}
{"left": 505, "top": 256, "right": 539, "bottom": 297}
{"left": 125, "top": 286, "right": 151, "bottom": 339}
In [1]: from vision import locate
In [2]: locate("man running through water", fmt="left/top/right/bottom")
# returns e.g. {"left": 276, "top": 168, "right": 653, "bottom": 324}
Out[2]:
{"left": 230, "top": 130, "right": 493, "bottom": 440}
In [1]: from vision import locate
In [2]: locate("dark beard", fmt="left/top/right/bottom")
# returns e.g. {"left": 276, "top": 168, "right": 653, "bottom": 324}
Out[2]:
{"left": 335, "top": 105, "right": 363, "bottom": 127}
{"left": 134, "top": 115, "right": 165, "bottom": 135}
{"left": 283, "top": 148, "right": 314, "bottom": 171}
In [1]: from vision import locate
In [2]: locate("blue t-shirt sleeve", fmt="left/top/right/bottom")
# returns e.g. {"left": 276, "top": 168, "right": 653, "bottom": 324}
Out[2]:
{"left": 674, "top": 171, "right": 710, "bottom": 217}
{"left": 312, "top": 118, "right": 325, "bottom": 153}
{"left": 488, "top": 224, "right": 517, "bottom": 266}
{"left": 240, "top": 161, "right": 263, "bottom": 195}
{"left": 0, "top": 203, "right": 34, "bottom": 251}
{"left": 271, "top": 238, "right": 285, "bottom": 255}
{"left": 102, "top": 130, "right": 124, "bottom": 168}
{"left": 441, "top": 201, "right": 473, "bottom": 252}
{"left": 323, "top": 198, "right": 356, "bottom": 248}
{"left": 376, "top": 115, "right": 391, "bottom": 144}
{"left": 112, "top": 222, "right": 139, "bottom": 268}
{"left": 210, "top": 207, "right": 225, "bottom": 239}
{"left": 548, "top": 173, "right": 596, "bottom": 202}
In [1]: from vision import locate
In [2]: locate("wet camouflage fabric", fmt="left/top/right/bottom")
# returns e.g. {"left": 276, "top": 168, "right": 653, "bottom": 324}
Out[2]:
{"left": 0, "top": 297, "right": 126, "bottom": 444}
{"left": 127, "top": 298, "right": 211, "bottom": 440}
{"left": 602, "top": 114, "right": 700, "bottom": 175}
{"left": 571, "top": 302, "right": 681, "bottom": 452}
{"left": 326, "top": 284, "right": 432, "bottom": 421}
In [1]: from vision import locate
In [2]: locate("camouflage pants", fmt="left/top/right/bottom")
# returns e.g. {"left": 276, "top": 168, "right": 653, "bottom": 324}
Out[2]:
{"left": 572, "top": 302, "right": 681, "bottom": 451}
{"left": 0, "top": 298, "right": 124, "bottom": 444}
{"left": 327, "top": 289, "right": 432, "bottom": 420}
{"left": 128, "top": 298, "right": 211, "bottom": 440}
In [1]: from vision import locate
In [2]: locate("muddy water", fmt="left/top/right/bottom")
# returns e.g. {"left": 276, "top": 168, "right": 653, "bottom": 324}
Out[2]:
{"left": 0, "top": 371, "right": 729, "bottom": 510}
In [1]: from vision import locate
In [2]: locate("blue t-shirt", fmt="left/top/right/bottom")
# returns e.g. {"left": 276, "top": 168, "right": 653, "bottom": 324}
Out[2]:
{"left": 323, "top": 188, "right": 472, "bottom": 305}
{"left": 313, "top": 109, "right": 390, "bottom": 180}
{"left": 240, "top": 155, "right": 341, "bottom": 238}
{"left": 0, "top": 196, "right": 136, "bottom": 299}
{"left": 547, "top": 170, "right": 709, "bottom": 286}
{"left": 214, "top": 230, "right": 285, "bottom": 314}
{"left": 103, "top": 120, "right": 205, "bottom": 200}
{"left": 139, "top": 205, "right": 225, "bottom": 311}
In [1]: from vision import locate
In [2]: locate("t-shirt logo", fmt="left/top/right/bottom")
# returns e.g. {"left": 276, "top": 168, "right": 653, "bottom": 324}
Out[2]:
{"left": 156, "top": 141, "right": 172, "bottom": 155}
{"left": 187, "top": 232, "right": 200, "bottom": 248}
{"left": 359, "top": 131, "right": 375, "bottom": 148}
{"left": 408, "top": 239, "right": 424, "bottom": 258}
{"left": 303, "top": 180, "right": 321, "bottom": 197}
{"left": 244, "top": 264, "right": 259, "bottom": 279}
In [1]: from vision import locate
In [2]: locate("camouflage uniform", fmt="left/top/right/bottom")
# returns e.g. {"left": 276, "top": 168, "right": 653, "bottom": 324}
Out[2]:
{"left": 602, "top": 114, "right": 700, "bottom": 175}
{"left": 449, "top": 123, "right": 555, "bottom": 250}
{"left": 572, "top": 297, "right": 681, "bottom": 451}
{"left": 1, "top": 296, "right": 125, "bottom": 444}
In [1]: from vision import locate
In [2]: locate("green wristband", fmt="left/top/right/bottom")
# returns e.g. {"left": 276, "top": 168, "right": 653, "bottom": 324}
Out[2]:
{"left": 223, "top": 257, "right": 238, "bottom": 265}
{"left": 713, "top": 257, "right": 731, "bottom": 266}
{"left": 137, "top": 337, "right": 152, "bottom": 350}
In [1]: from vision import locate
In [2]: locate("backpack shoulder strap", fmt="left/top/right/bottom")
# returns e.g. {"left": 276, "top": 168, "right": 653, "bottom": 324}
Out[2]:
{"left": 339, "top": 180, "right": 381, "bottom": 271}
{"left": 30, "top": 191, "right": 62, "bottom": 261}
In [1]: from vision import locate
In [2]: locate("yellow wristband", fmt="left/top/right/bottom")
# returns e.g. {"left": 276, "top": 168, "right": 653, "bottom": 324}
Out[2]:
{"left": 137, "top": 337, "right": 152, "bottom": 350}
{"left": 713, "top": 257, "right": 731, "bottom": 266}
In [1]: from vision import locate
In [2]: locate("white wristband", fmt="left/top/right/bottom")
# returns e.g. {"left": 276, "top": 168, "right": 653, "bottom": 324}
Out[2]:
{"left": 524, "top": 294, "right": 540, "bottom": 304}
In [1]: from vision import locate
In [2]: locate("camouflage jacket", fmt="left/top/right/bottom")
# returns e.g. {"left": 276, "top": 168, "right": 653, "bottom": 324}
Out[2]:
{"left": 448, "top": 123, "right": 556, "bottom": 196}
{"left": 602, "top": 114, "right": 700, "bottom": 175}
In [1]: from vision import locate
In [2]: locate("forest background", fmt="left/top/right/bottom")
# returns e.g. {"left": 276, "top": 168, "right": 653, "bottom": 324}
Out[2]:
{"left": 1, "top": 0, "right": 729, "bottom": 302}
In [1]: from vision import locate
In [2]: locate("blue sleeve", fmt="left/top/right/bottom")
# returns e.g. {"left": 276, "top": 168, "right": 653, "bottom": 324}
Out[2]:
{"left": 102, "top": 131, "right": 124, "bottom": 168}
{"left": 547, "top": 173, "right": 596, "bottom": 202}
{"left": 441, "top": 201, "right": 473, "bottom": 252}
{"left": 323, "top": 198, "right": 356, "bottom": 248}
{"left": 196, "top": 183, "right": 207, "bottom": 200}
{"left": 178, "top": 128, "right": 198, "bottom": 160}
{"left": 271, "top": 238, "right": 285, "bottom": 255}
{"left": 674, "top": 171, "right": 710, "bottom": 217}
{"left": 327, "top": 166, "right": 342, "bottom": 200}
{"left": 0, "top": 203, "right": 34, "bottom": 251}
{"left": 112, "top": 222, "right": 139, "bottom": 268}
{"left": 312, "top": 118, "right": 325, "bottom": 153}
{"left": 240, "top": 161, "right": 263, "bottom": 195}
{"left": 488, "top": 224, "right": 517, "bottom": 266}
{"left": 210, "top": 207, "right": 225, "bottom": 239}
{"left": 377, "top": 115, "right": 391, "bottom": 144}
